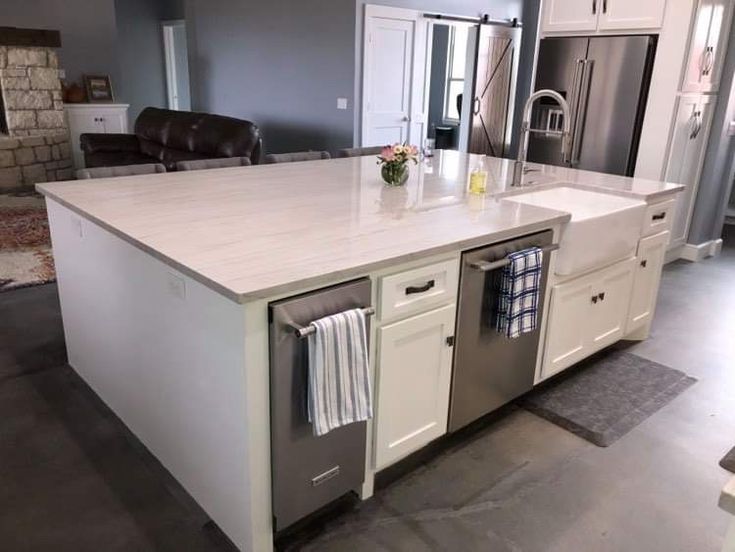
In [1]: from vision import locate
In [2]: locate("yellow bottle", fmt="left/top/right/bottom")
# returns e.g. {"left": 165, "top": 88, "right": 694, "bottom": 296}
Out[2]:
{"left": 469, "top": 162, "right": 488, "bottom": 194}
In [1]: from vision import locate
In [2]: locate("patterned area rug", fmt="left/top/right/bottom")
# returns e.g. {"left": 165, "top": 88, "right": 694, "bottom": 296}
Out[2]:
{"left": 0, "top": 189, "right": 55, "bottom": 292}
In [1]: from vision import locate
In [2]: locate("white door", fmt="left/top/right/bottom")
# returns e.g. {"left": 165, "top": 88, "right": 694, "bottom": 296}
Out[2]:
{"left": 588, "top": 258, "right": 636, "bottom": 350}
{"left": 374, "top": 304, "right": 455, "bottom": 470}
{"left": 627, "top": 231, "right": 670, "bottom": 334}
{"left": 665, "top": 94, "right": 716, "bottom": 246}
{"left": 362, "top": 5, "right": 428, "bottom": 147}
{"left": 597, "top": 0, "right": 667, "bottom": 30}
{"left": 542, "top": 276, "right": 595, "bottom": 379}
{"left": 541, "top": 0, "right": 599, "bottom": 33}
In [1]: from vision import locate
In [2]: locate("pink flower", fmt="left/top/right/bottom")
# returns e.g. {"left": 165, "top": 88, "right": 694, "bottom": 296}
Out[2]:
{"left": 381, "top": 146, "right": 395, "bottom": 161}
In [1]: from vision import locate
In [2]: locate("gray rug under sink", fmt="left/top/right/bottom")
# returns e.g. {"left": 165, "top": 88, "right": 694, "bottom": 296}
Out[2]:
{"left": 520, "top": 350, "right": 697, "bottom": 447}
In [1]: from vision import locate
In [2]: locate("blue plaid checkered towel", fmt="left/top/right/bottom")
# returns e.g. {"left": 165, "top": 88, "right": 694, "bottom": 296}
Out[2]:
{"left": 496, "top": 247, "right": 543, "bottom": 338}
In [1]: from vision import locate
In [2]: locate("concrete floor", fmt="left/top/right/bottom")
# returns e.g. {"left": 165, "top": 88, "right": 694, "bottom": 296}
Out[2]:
{"left": 2, "top": 234, "right": 734, "bottom": 551}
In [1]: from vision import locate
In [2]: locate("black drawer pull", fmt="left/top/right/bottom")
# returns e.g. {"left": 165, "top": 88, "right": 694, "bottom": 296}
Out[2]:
{"left": 652, "top": 212, "right": 666, "bottom": 221}
{"left": 598, "top": 292, "right": 605, "bottom": 301}
{"left": 640, "top": 259, "right": 648, "bottom": 268}
{"left": 405, "top": 280, "right": 435, "bottom": 295}
{"left": 591, "top": 295, "right": 598, "bottom": 304}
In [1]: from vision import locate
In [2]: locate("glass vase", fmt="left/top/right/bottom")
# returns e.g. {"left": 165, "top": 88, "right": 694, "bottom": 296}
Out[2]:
{"left": 381, "top": 163, "right": 409, "bottom": 187}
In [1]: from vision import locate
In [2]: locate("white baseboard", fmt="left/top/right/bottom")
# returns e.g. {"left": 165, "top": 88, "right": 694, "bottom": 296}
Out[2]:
{"left": 679, "top": 239, "right": 723, "bottom": 262}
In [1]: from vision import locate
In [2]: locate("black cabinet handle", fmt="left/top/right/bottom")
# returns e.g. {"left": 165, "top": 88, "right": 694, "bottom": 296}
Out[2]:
{"left": 652, "top": 212, "right": 666, "bottom": 221}
{"left": 405, "top": 280, "right": 435, "bottom": 295}
{"left": 591, "top": 295, "right": 598, "bottom": 304}
{"left": 592, "top": 0, "right": 597, "bottom": 14}
{"left": 640, "top": 259, "right": 648, "bottom": 268}
{"left": 598, "top": 292, "right": 605, "bottom": 301}
{"left": 602, "top": 0, "right": 607, "bottom": 13}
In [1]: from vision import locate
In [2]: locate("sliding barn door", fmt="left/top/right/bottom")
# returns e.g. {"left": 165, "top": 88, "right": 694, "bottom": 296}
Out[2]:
{"left": 468, "top": 25, "right": 521, "bottom": 157}
{"left": 362, "top": 5, "right": 428, "bottom": 147}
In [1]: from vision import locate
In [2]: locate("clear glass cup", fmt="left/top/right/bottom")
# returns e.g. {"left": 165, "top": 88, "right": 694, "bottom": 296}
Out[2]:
{"left": 423, "top": 138, "right": 435, "bottom": 158}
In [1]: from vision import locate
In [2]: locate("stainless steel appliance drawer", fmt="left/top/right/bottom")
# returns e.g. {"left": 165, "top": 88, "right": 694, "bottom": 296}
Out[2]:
{"left": 269, "top": 278, "right": 371, "bottom": 532}
{"left": 449, "top": 231, "right": 553, "bottom": 432}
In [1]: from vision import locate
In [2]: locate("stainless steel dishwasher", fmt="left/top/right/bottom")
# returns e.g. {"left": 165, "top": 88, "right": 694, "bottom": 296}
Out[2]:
{"left": 448, "top": 230, "right": 555, "bottom": 432}
{"left": 269, "top": 278, "right": 372, "bottom": 532}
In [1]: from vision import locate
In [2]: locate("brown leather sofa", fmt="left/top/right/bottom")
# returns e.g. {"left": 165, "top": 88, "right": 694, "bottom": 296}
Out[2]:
{"left": 80, "top": 107, "right": 262, "bottom": 170}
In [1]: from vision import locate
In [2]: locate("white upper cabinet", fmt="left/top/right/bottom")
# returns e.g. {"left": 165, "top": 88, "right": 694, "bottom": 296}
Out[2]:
{"left": 542, "top": 0, "right": 667, "bottom": 34}
{"left": 665, "top": 94, "right": 716, "bottom": 247}
{"left": 598, "top": 0, "right": 668, "bottom": 30}
{"left": 542, "top": 0, "right": 599, "bottom": 33}
{"left": 681, "top": 0, "right": 734, "bottom": 93}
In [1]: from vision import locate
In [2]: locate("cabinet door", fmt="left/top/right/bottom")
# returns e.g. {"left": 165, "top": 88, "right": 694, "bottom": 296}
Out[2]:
{"left": 374, "top": 304, "right": 455, "bottom": 470}
{"left": 541, "top": 0, "right": 599, "bottom": 33}
{"left": 65, "top": 109, "right": 103, "bottom": 169}
{"left": 99, "top": 108, "right": 129, "bottom": 134}
{"left": 627, "top": 231, "right": 670, "bottom": 334}
{"left": 682, "top": 0, "right": 734, "bottom": 92}
{"left": 542, "top": 276, "right": 595, "bottom": 379}
{"left": 665, "top": 95, "right": 716, "bottom": 247}
{"left": 589, "top": 258, "right": 636, "bottom": 350}
{"left": 597, "top": 0, "right": 667, "bottom": 30}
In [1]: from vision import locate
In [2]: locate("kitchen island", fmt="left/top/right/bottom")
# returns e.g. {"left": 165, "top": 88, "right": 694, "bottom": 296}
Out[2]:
{"left": 37, "top": 151, "right": 681, "bottom": 551}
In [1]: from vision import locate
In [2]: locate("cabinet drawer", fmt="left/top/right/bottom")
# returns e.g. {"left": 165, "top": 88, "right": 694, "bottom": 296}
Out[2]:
{"left": 642, "top": 199, "right": 675, "bottom": 237}
{"left": 378, "top": 259, "right": 459, "bottom": 322}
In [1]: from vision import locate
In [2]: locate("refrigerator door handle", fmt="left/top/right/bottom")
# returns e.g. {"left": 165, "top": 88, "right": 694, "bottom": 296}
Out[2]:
{"left": 571, "top": 59, "right": 594, "bottom": 166}
{"left": 564, "top": 59, "right": 585, "bottom": 165}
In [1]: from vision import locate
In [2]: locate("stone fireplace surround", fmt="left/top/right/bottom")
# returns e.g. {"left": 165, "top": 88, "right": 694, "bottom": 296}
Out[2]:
{"left": 0, "top": 28, "right": 74, "bottom": 190}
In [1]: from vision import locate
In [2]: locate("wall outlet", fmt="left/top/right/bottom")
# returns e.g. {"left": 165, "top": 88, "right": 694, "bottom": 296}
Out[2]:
{"left": 337, "top": 97, "right": 348, "bottom": 110}
{"left": 166, "top": 273, "right": 186, "bottom": 300}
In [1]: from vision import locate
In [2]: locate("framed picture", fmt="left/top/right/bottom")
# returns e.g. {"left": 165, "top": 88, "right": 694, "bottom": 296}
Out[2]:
{"left": 83, "top": 75, "right": 114, "bottom": 103}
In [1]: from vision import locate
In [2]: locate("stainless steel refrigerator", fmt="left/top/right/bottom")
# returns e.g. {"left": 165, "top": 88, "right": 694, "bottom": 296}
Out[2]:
{"left": 527, "top": 35, "right": 657, "bottom": 176}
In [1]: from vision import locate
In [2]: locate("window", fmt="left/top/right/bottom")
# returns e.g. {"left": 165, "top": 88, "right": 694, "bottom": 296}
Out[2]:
{"left": 443, "top": 25, "right": 469, "bottom": 122}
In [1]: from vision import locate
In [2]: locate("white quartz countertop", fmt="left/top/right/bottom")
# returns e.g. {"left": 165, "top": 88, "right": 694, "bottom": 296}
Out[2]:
{"left": 36, "top": 152, "right": 680, "bottom": 303}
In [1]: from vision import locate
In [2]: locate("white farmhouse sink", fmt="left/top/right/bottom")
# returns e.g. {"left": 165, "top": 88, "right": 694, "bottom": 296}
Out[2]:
{"left": 504, "top": 187, "right": 646, "bottom": 276}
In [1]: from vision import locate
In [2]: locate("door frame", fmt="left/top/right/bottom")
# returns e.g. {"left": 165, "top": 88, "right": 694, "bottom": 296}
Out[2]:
{"left": 361, "top": 4, "right": 430, "bottom": 148}
{"left": 161, "top": 19, "right": 187, "bottom": 111}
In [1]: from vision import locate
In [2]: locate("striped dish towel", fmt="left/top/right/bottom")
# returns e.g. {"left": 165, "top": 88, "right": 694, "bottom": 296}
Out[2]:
{"left": 496, "top": 247, "right": 543, "bottom": 339}
{"left": 307, "top": 308, "right": 373, "bottom": 437}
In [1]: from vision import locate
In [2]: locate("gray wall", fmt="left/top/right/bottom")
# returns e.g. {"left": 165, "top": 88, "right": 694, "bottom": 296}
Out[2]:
{"left": 1, "top": 0, "right": 120, "bottom": 86}
{"left": 427, "top": 25, "right": 450, "bottom": 137}
{"left": 185, "top": 0, "right": 356, "bottom": 154}
{"left": 184, "top": 0, "right": 533, "bottom": 155}
{"left": 115, "top": 0, "right": 183, "bottom": 121}
{"left": 688, "top": 31, "right": 735, "bottom": 245}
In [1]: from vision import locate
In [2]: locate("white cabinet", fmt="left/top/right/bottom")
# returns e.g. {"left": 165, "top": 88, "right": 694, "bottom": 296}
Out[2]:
{"left": 665, "top": 94, "right": 716, "bottom": 247}
{"left": 598, "top": 0, "right": 668, "bottom": 30}
{"left": 542, "top": 0, "right": 666, "bottom": 33}
{"left": 541, "top": 0, "right": 599, "bottom": 33}
{"left": 373, "top": 303, "right": 455, "bottom": 470}
{"left": 542, "top": 258, "right": 636, "bottom": 378}
{"left": 627, "top": 231, "right": 670, "bottom": 334}
{"left": 64, "top": 104, "right": 130, "bottom": 169}
{"left": 681, "top": 0, "right": 734, "bottom": 93}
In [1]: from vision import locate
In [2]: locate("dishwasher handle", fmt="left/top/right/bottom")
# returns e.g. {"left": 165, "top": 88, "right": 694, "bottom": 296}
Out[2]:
{"left": 468, "top": 243, "right": 559, "bottom": 273}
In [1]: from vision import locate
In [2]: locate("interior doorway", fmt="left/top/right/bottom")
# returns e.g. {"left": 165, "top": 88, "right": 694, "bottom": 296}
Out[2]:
{"left": 162, "top": 20, "right": 191, "bottom": 112}
{"left": 361, "top": 5, "right": 522, "bottom": 156}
